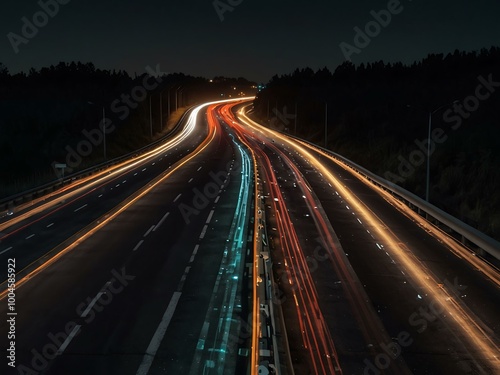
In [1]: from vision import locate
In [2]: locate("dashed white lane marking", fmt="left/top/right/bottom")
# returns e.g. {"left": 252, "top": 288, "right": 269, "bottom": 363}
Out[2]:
{"left": 25, "top": 234, "right": 35, "bottom": 240}
{"left": 154, "top": 213, "right": 170, "bottom": 231}
{"left": 0, "top": 247, "right": 13, "bottom": 255}
{"left": 188, "top": 178, "right": 193, "bottom": 183}
{"left": 136, "top": 292, "right": 182, "bottom": 375}
{"left": 74, "top": 204, "right": 88, "bottom": 212}
{"left": 206, "top": 210, "right": 214, "bottom": 224}
{"left": 56, "top": 325, "right": 81, "bottom": 355}
{"left": 345, "top": 205, "right": 350, "bottom": 210}
{"left": 214, "top": 196, "right": 220, "bottom": 204}
{"left": 98, "top": 194, "right": 103, "bottom": 198}
{"left": 134, "top": 173, "right": 138, "bottom": 176}
{"left": 173, "top": 194, "right": 182, "bottom": 203}
{"left": 376, "top": 243, "right": 382, "bottom": 250}
{"left": 357, "top": 218, "right": 363, "bottom": 225}
{"left": 144, "top": 225, "right": 155, "bottom": 237}
{"left": 152, "top": 163, "right": 155, "bottom": 166}
{"left": 193, "top": 244, "right": 199, "bottom": 255}
{"left": 80, "top": 292, "right": 105, "bottom": 318}
{"left": 199, "top": 224, "right": 208, "bottom": 239}
{"left": 197, "top": 166, "right": 202, "bottom": 171}
{"left": 133, "top": 240, "right": 144, "bottom": 251}
{"left": 142, "top": 168, "right": 147, "bottom": 172}
{"left": 46, "top": 223, "right": 54, "bottom": 228}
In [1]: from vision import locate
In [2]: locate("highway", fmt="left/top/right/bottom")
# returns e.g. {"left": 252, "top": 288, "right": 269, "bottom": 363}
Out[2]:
{"left": 0, "top": 100, "right": 255, "bottom": 375}
{"left": 0, "top": 97, "right": 499, "bottom": 375}
{"left": 228, "top": 102, "right": 500, "bottom": 374}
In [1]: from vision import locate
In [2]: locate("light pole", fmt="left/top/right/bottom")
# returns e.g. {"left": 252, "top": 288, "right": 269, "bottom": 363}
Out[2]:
{"left": 149, "top": 95, "right": 153, "bottom": 139}
{"left": 325, "top": 102, "right": 328, "bottom": 148}
{"left": 159, "top": 91, "right": 163, "bottom": 132}
{"left": 409, "top": 100, "right": 459, "bottom": 202}
{"left": 102, "top": 107, "right": 106, "bottom": 161}
{"left": 175, "top": 86, "right": 183, "bottom": 112}
{"left": 294, "top": 101, "right": 298, "bottom": 135}
{"left": 88, "top": 102, "right": 107, "bottom": 161}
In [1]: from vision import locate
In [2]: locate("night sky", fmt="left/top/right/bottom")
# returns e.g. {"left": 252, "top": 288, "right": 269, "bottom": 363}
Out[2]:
{"left": 1, "top": 0, "right": 499, "bottom": 82}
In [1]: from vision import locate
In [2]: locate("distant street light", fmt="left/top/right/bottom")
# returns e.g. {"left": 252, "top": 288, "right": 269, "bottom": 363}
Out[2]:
{"left": 159, "top": 87, "right": 170, "bottom": 132}
{"left": 88, "top": 102, "right": 107, "bottom": 161}
{"left": 175, "top": 86, "right": 183, "bottom": 111}
{"left": 408, "top": 100, "right": 459, "bottom": 202}
{"left": 149, "top": 95, "right": 153, "bottom": 139}
{"left": 325, "top": 102, "right": 328, "bottom": 148}
{"left": 294, "top": 101, "right": 298, "bottom": 135}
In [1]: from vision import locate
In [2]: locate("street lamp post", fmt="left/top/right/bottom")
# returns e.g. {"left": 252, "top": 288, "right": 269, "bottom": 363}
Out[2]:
{"left": 102, "top": 107, "right": 106, "bottom": 161}
{"left": 325, "top": 102, "right": 328, "bottom": 148}
{"left": 149, "top": 95, "right": 153, "bottom": 139}
{"left": 175, "top": 86, "right": 183, "bottom": 112}
{"left": 159, "top": 91, "right": 163, "bottom": 132}
{"left": 294, "top": 101, "right": 298, "bottom": 135}
{"left": 410, "top": 100, "right": 459, "bottom": 202}
{"left": 88, "top": 102, "right": 107, "bottom": 161}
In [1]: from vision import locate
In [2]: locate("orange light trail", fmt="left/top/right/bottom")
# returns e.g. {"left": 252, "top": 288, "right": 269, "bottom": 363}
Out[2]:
{"left": 236, "top": 105, "right": 500, "bottom": 372}
{"left": 0, "top": 101, "right": 225, "bottom": 300}
{"left": 220, "top": 102, "right": 342, "bottom": 374}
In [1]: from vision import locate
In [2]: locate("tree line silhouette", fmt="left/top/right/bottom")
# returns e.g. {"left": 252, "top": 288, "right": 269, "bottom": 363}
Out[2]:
{"left": 253, "top": 47, "right": 500, "bottom": 240}
{"left": 0, "top": 61, "right": 255, "bottom": 198}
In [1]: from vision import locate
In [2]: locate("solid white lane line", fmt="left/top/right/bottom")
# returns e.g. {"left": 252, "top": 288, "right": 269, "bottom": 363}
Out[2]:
{"left": 206, "top": 210, "right": 214, "bottom": 224}
{"left": 214, "top": 196, "right": 220, "bottom": 204}
{"left": 25, "top": 234, "right": 35, "bottom": 240}
{"left": 144, "top": 225, "right": 155, "bottom": 237}
{"left": 56, "top": 325, "right": 81, "bottom": 355}
{"left": 74, "top": 204, "right": 88, "bottom": 212}
{"left": 173, "top": 194, "right": 182, "bottom": 203}
{"left": 133, "top": 240, "right": 144, "bottom": 251}
{"left": 80, "top": 292, "right": 104, "bottom": 318}
{"left": 136, "top": 292, "right": 182, "bottom": 375}
{"left": 0, "top": 247, "right": 13, "bottom": 255}
{"left": 154, "top": 213, "right": 170, "bottom": 231}
{"left": 46, "top": 223, "right": 54, "bottom": 228}
{"left": 199, "top": 225, "right": 208, "bottom": 239}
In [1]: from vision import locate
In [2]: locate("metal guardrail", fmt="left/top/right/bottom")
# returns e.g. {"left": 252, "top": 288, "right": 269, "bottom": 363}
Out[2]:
{"left": 0, "top": 107, "right": 194, "bottom": 211}
{"left": 290, "top": 136, "right": 500, "bottom": 261}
